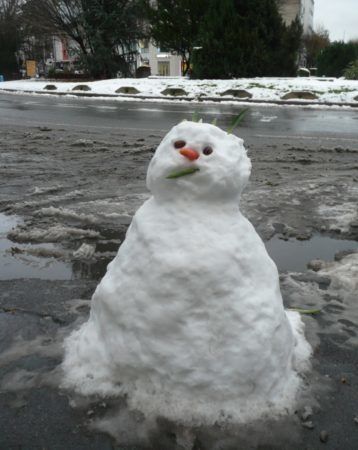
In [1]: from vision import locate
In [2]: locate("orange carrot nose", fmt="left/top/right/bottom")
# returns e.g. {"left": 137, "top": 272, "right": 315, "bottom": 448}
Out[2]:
{"left": 179, "top": 148, "right": 200, "bottom": 161}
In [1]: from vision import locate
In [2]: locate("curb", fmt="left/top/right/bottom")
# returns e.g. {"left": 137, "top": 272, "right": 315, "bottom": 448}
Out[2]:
{"left": 1, "top": 88, "right": 357, "bottom": 108}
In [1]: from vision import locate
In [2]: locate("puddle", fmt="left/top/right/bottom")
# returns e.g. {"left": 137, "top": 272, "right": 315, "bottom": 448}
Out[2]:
{"left": 2, "top": 211, "right": 357, "bottom": 280}
{"left": 0, "top": 213, "right": 118, "bottom": 281}
{"left": 0, "top": 213, "right": 72, "bottom": 280}
{"left": 265, "top": 235, "right": 358, "bottom": 272}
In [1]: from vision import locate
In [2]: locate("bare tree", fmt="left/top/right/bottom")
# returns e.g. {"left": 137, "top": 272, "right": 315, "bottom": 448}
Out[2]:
{"left": 0, "top": 0, "right": 22, "bottom": 18}
{"left": 22, "top": 0, "right": 88, "bottom": 55}
{"left": 303, "top": 25, "right": 330, "bottom": 68}
{"left": 22, "top": 0, "right": 146, "bottom": 78}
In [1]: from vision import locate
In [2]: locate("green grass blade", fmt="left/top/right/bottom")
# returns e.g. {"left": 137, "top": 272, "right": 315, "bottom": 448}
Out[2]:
{"left": 191, "top": 111, "right": 203, "bottom": 122}
{"left": 192, "top": 111, "right": 200, "bottom": 122}
{"left": 166, "top": 167, "right": 200, "bottom": 179}
{"left": 227, "top": 108, "right": 248, "bottom": 134}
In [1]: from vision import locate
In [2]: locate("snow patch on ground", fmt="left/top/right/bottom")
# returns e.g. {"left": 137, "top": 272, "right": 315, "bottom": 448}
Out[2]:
{"left": 281, "top": 251, "right": 358, "bottom": 347}
{"left": 11, "top": 190, "right": 84, "bottom": 212}
{"left": 35, "top": 206, "right": 99, "bottom": 225}
{"left": 33, "top": 195, "right": 149, "bottom": 226}
{"left": 8, "top": 225, "right": 100, "bottom": 243}
{"left": 318, "top": 202, "right": 358, "bottom": 233}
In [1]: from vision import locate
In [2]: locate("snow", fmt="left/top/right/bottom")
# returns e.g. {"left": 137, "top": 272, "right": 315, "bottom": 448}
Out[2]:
{"left": 8, "top": 224, "right": 100, "bottom": 242}
{"left": 318, "top": 202, "right": 358, "bottom": 233}
{"left": 1, "top": 76, "right": 357, "bottom": 105}
{"left": 281, "top": 251, "right": 358, "bottom": 347}
{"left": 62, "top": 121, "right": 311, "bottom": 425}
{"left": 320, "top": 252, "right": 358, "bottom": 294}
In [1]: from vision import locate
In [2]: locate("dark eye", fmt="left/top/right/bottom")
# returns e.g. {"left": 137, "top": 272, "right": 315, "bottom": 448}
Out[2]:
{"left": 203, "top": 146, "right": 213, "bottom": 155}
{"left": 174, "top": 140, "right": 186, "bottom": 149}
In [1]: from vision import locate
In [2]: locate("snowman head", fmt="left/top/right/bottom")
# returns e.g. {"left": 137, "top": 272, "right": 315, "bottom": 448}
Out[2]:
{"left": 146, "top": 121, "right": 251, "bottom": 202}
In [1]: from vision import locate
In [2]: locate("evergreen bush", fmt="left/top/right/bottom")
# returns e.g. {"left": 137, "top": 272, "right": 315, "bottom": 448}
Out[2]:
{"left": 191, "top": 0, "right": 302, "bottom": 79}
{"left": 343, "top": 59, "right": 358, "bottom": 80}
{"left": 317, "top": 41, "right": 358, "bottom": 77}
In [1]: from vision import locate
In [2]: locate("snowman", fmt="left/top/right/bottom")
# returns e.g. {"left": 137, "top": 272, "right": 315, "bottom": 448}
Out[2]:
{"left": 63, "top": 121, "right": 311, "bottom": 424}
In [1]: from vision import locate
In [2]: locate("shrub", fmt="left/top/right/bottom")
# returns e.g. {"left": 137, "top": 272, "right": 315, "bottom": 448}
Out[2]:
{"left": 343, "top": 60, "right": 358, "bottom": 80}
{"left": 47, "top": 68, "right": 56, "bottom": 78}
{"left": 47, "top": 69, "right": 90, "bottom": 81}
{"left": 192, "top": 0, "right": 302, "bottom": 79}
{"left": 317, "top": 41, "right": 358, "bottom": 77}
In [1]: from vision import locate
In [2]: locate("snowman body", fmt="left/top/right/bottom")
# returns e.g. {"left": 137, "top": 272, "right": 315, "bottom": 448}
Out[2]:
{"left": 63, "top": 122, "right": 311, "bottom": 424}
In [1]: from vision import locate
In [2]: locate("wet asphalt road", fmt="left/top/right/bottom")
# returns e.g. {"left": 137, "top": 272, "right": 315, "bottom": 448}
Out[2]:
{"left": 0, "top": 92, "right": 358, "bottom": 449}
{"left": 1, "top": 92, "right": 358, "bottom": 141}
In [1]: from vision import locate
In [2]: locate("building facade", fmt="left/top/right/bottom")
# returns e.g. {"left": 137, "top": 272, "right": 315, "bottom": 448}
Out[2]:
{"left": 279, "top": 0, "right": 314, "bottom": 35}
{"left": 137, "top": 39, "right": 182, "bottom": 77}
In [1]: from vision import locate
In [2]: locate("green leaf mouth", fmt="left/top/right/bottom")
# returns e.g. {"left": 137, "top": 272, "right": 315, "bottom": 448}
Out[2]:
{"left": 166, "top": 167, "right": 200, "bottom": 179}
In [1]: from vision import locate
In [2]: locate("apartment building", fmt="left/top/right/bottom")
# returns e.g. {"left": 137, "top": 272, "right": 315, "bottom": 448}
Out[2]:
{"left": 279, "top": 0, "right": 314, "bottom": 35}
{"left": 137, "top": 39, "right": 182, "bottom": 77}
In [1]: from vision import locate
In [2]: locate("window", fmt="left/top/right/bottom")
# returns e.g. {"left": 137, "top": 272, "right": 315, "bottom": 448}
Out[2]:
{"left": 158, "top": 61, "right": 170, "bottom": 76}
{"left": 140, "top": 40, "right": 149, "bottom": 50}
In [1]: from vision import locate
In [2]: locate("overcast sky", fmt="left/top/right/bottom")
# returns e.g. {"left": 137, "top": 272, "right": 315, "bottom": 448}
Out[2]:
{"left": 314, "top": 0, "right": 358, "bottom": 41}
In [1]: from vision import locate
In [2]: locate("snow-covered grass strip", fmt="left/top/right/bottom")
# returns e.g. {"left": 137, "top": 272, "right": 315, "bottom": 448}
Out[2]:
{"left": 1, "top": 77, "right": 357, "bottom": 105}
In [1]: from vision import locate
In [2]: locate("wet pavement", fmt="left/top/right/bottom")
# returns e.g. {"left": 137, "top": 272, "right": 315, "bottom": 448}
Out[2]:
{"left": 0, "top": 107, "right": 358, "bottom": 449}
{"left": 1, "top": 92, "right": 358, "bottom": 140}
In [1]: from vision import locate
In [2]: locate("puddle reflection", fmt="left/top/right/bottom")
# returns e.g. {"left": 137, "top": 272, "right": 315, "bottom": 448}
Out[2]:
{"left": 266, "top": 235, "right": 357, "bottom": 272}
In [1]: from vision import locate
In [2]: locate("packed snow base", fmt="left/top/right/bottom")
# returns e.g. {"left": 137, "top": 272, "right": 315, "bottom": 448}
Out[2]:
{"left": 62, "top": 121, "right": 311, "bottom": 425}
